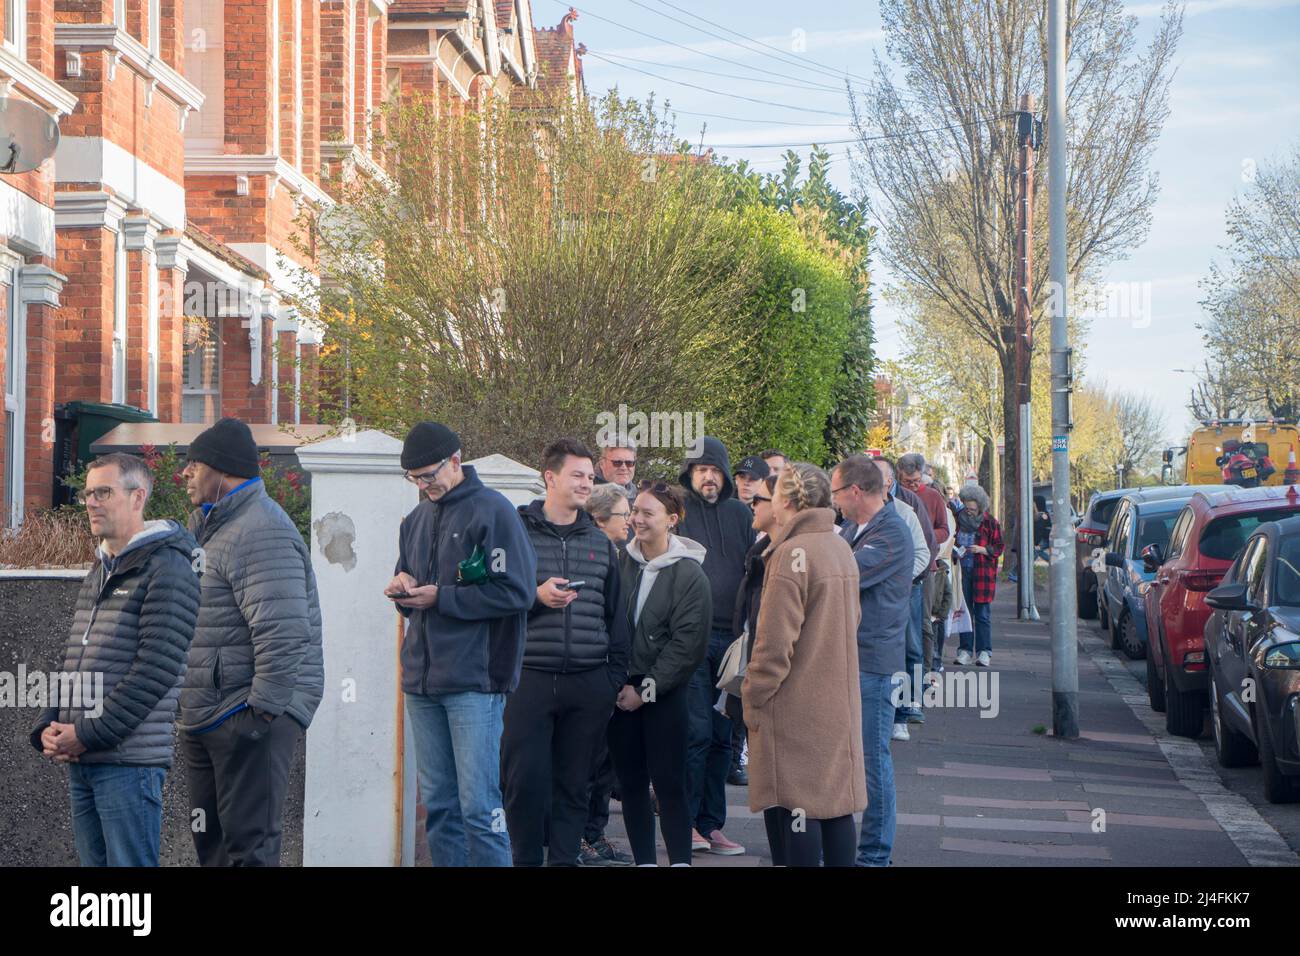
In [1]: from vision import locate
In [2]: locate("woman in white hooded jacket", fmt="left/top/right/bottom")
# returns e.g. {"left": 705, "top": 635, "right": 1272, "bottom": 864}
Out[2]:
{"left": 611, "top": 481, "right": 712, "bottom": 865}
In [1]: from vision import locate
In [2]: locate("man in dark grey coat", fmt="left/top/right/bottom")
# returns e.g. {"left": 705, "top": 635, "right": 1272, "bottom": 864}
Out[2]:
{"left": 31, "top": 453, "right": 201, "bottom": 866}
{"left": 177, "top": 418, "right": 324, "bottom": 866}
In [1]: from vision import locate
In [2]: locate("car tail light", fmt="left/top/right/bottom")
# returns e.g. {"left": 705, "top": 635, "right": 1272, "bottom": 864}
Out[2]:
{"left": 1181, "top": 569, "right": 1223, "bottom": 592}
{"left": 1077, "top": 529, "right": 1105, "bottom": 546}
{"left": 1183, "top": 650, "right": 1207, "bottom": 671}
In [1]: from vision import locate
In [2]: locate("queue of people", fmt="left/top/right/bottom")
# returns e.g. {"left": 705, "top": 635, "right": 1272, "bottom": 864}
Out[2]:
{"left": 32, "top": 413, "right": 1005, "bottom": 868}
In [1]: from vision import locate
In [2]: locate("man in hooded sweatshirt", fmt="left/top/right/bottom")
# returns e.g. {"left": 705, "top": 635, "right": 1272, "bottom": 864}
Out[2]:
{"left": 677, "top": 435, "right": 755, "bottom": 855}
{"left": 32, "top": 453, "right": 200, "bottom": 866}
{"left": 503, "top": 438, "right": 631, "bottom": 866}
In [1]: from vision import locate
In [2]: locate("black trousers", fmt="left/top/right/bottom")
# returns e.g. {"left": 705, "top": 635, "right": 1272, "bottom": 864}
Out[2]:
{"left": 180, "top": 708, "right": 302, "bottom": 867}
{"left": 583, "top": 733, "right": 617, "bottom": 844}
{"left": 607, "top": 682, "right": 692, "bottom": 865}
{"left": 763, "top": 807, "right": 857, "bottom": 867}
{"left": 501, "top": 667, "right": 615, "bottom": 866}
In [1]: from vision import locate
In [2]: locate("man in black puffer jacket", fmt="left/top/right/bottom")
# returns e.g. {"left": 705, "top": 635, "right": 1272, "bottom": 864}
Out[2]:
{"left": 31, "top": 453, "right": 200, "bottom": 867}
{"left": 177, "top": 418, "right": 324, "bottom": 867}
{"left": 502, "top": 438, "right": 630, "bottom": 866}
{"left": 677, "top": 435, "right": 755, "bottom": 855}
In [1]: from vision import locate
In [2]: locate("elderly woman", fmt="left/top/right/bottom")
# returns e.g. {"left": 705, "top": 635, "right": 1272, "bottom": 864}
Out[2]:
{"left": 743, "top": 462, "right": 865, "bottom": 866}
{"left": 585, "top": 483, "right": 632, "bottom": 547}
{"left": 953, "top": 483, "right": 1003, "bottom": 667}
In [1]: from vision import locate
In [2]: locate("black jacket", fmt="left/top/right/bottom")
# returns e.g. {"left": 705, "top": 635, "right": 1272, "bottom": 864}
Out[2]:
{"left": 394, "top": 466, "right": 538, "bottom": 696}
{"left": 677, "top": 436, "right": 756, "bottom": 634}
{"left": 618, "top": 537, "right": 711, "bottom": 696}
{"left": 732, "top": 533, "right": 769, "bottom": 655}
{"left": 519, "top": 500, "right": 630, "bottom": 683}
{"left": 31, "top": 521, "right": 200, "bottom": 767}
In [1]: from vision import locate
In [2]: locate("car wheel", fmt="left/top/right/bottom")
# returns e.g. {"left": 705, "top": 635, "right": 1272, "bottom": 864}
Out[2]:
{"left": 1120, "top": 613, "right": 1145, "bottom": 660}
{"left": 1209, "top": 667, "right": 1256, "bottom": 767}
{"left": 1256, "top": 707, "right": 1300, "bottom": 804}
{"left": 1164, "top": 655, "right": 1205, "bottom": 738}
{"left": 1078, "top": 574, "right": 1098, "bottom": 619}
{"left": 1147, "top": 650, "right": 1166, "bottom": 712}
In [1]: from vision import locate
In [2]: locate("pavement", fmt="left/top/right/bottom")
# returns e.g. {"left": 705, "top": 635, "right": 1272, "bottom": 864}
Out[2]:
{"left": 596, "top": 581, "right": 1300, "bottom": 867}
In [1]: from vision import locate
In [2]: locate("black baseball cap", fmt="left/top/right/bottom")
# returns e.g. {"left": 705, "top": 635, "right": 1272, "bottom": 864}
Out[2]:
{"left": 733, "top": 455, "right": 771, "bottom": 480}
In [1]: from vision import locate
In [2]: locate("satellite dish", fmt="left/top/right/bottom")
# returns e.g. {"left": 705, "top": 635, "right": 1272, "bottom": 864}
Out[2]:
{"left": 0, "top": 98, "right": 60, "bottom": 174}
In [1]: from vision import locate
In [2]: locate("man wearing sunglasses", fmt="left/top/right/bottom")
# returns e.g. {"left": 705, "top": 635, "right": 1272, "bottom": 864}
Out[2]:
{"left": 594, "top": 439, "right": 637, "bottom": 501}
{"left": 386, "top": 421, "right": 538, "bottom": 867}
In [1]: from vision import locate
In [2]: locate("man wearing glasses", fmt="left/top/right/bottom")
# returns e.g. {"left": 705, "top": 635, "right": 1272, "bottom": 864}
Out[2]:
{"left": 594, "top": 440, "right": 637, "bottom": 501}
{"left": 177, "top": 417, "right": 324, "bottom": 866}
{"left": 31, "top": 453, "right": 200, "bottom": 866}
{"left": 385, "top": 421, "right": 538, "bottom": 867}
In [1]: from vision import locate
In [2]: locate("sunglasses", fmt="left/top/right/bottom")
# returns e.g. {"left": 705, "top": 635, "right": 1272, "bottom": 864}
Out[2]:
{"left": 606, "top": 459, "right": 636, "bottom": 468}
{"left": 751, "top": 494, "right": 772, "bottom": 504}
{"left": 638, "top": 480, "right": 672, "bottom": 493}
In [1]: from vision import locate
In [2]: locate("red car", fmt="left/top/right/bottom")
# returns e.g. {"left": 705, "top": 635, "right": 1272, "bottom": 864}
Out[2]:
{"left": 1143, "top": 485, "right": 1300, "bottom": 737}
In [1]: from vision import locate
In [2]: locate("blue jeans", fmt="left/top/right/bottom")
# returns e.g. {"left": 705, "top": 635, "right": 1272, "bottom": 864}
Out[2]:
{"left": 896, "top": 581, "right": 925, "bottom": 719}
{"left": 68, "top": 763, "right": 166, "bottom": 867}
{"left": 686, "top": 628, "right": 734, "bottom": 835}
{"left": 857, "top": 672, "right": 897, "bottom": 867}
{"left": 959, "top": 571, "right": 993, "bottom": 654}
{"left": 406, "top": 690, "right": 512, "bottom": 867}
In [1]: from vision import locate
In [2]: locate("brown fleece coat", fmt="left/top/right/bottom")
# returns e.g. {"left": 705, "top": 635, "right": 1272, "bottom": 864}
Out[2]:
{"left": 742, "top": 507, "right": 866, "bottom": 819}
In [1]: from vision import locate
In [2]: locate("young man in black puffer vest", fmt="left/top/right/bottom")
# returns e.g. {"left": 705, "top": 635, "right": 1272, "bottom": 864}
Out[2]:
{"left": 502, "top": 438, "right": 631, "bottom": 866}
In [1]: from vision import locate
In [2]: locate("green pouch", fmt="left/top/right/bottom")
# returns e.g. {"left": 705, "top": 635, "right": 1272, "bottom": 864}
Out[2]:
{"left": 457, "top": 544, "right": 488, "bottom": 584}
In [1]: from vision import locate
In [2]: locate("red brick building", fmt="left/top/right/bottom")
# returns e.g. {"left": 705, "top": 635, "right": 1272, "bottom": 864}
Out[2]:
{"left": 0, "top": 0, "right": 583, "bottom": 527}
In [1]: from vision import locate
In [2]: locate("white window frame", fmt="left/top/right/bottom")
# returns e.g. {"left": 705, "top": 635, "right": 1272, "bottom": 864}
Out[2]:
{"left": 114, "top": 0, "right": 125, "bottom": 26}
{"left": 294, "top": 0, "right": 302, "bottom": 166}
{"left": 146, "top": 247, "right": 158, "bottom": 412}
{"left": 181, "top": 317, "right": 222, "bottom": 423}
{"left": 4, "top": 273, "right": 24, "bottom": 528}
{"left": 148, "top": 0, "right": 161, "bottom": 55}
{"left": 4, "top": 0, "right": 27, "bottom": 60}
{"left": 112, "top": 228, "right": 127, "bottom": 404}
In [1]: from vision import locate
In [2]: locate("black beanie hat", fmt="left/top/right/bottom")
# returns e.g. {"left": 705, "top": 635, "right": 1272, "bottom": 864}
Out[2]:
{"left": 402, "top": 422, "right": 461, "bottom": 471}
{"left": 188, "top": 418, "right": 260, "bottom": 479}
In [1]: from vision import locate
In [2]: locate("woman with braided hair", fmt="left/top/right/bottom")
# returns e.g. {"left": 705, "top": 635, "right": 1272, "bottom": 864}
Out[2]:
{"left": 742, "top": 462, "right": 865, "bottom": 866}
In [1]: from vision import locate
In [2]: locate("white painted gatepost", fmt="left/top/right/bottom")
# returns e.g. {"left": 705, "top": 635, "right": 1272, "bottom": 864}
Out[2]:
{"left": 296, "top": 433, "right": 543, "bottom": 865}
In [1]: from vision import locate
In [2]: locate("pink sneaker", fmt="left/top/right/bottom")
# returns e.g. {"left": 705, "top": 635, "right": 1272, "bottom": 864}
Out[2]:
{"left": 691, "top": 829, "right": 710, "bottom": 852}
{"left": 707, "top": 830, "right": 745, "bottom": 856}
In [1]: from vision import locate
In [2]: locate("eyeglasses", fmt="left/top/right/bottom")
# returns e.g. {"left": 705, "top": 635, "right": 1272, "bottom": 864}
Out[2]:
{"left": 606, "top": 458, "right": 636, "bottom": 469}
{"left": 79, "top": 485, "right": 131, "bottom": 505}
{"left": 751, "top": 494, "right": 772, "bottom": 504}
{"left": 404, "top": 458, "right": 451, "bottom": 486}
{"left": 829, "top": 485, "right": 852, "bottom": 496}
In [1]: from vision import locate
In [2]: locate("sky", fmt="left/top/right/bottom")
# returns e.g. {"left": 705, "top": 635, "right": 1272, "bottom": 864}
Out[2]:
{"left": 561, "top": 0, "right": 1300, "bottom": 446}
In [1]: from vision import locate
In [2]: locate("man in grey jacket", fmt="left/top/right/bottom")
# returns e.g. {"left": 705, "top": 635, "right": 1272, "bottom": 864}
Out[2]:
{"left": 31, "top": 453, "right": 201, "bottom": 866}
{"left": 178, "top": 418, "right": 324, "bottom": 866}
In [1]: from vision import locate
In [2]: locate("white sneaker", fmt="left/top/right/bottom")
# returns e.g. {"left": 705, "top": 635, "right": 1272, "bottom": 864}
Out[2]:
{"left": 976, "top": 651, "right": 991, "bottom": 667}
{"left": 891, "top": 723, "right": 911, "bottom": 741}
{"left": 955, "top": 650, "right": 972, "bottom": 666}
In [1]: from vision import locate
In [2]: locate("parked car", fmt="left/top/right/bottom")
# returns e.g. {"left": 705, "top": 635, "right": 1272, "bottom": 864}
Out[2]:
{"left": 1143, "top": 485, "right": 1300, "bottom": 737}
{"left": 1095, "top": 487, "right": 1216, "bottom": 659}
{"left": 1077, "top": 489, "right": 1137, "bottom": 619}
{"left": 1204, "top": 516, "right": 1300, "bottom": 803}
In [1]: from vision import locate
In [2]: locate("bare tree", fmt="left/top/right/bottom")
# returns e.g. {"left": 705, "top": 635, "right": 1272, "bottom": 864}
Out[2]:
{"left": 1197, "top": 144, "right": 1300, "bottom": 420}
{"left": 850, "top": 0, "right": 1182, "bottom": 557}
{"left": 1102, "top": 388, "right": 1166, "bottom": 477}
{"left": 1187, "top": 358, "right": 1255, "bottom": 422}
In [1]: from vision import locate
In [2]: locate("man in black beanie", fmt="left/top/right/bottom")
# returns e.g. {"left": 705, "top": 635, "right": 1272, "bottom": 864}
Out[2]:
{"left": 385, "top": 422, "right": 538, "bottom": 866}
{"left": 177, "top": 417, "right": 324, "bottom": 866}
